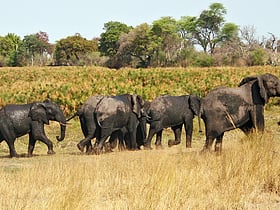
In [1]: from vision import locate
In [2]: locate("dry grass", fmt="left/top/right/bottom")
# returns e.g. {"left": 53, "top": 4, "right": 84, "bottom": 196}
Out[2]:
{"left": 0, "top": 107, "right": 280, "bottom": 210}
{"left": 0, "top": 66, "right": 280, "bottom": 209}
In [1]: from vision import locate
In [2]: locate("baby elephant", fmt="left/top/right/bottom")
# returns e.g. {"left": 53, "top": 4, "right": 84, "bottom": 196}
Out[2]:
{"left": 0, "top": 100, "right": 66, "bottom": 157}
{"left": 144, "top": 95, "right": 201, "bottom": 149}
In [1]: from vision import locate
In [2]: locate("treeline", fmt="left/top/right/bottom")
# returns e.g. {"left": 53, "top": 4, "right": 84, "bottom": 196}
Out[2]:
{"left": 0, "top": 3, "right": 279, "bottom": 68}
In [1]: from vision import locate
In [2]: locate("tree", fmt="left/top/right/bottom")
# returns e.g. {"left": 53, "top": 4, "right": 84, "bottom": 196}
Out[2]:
{"left": 151, "top": 16, "right": 182, "bottom": 66}
{"left": 54, "top": 34, "right": 97, "bottom": 66}
{"left": 193, "top": 3, "right": 227, "bottom": 54}
{"left": 99, "top": 21, "right": 132, "bottom": 57}
{"left": 0, "top": 33, "right": 23, "bottom": 66}
{"left": 117, "top": 23, "right": 156, "bottom": 68}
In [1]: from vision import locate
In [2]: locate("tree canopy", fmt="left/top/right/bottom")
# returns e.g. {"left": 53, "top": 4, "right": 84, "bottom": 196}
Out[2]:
{"left": 0, "top": 3, "right": 279, "bottom": 68}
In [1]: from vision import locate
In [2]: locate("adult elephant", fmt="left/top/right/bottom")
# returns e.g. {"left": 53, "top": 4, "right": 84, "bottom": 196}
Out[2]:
{"left": 67, "top": 95, "right": 147, "bottom": 153}
{"left": 0, "top": 99, "right": 66, "bottom": 157}
{"left": 93, "top": 94, "right": 147, "bottom": 155}
{"left": 67, "top": 95, "right": 104, "bottom": 153}
{"left": 200, "top": 73, "right": 280, "bottom": 153}
{"left": 144, "top": 95, "right": 201, "bottom": 149}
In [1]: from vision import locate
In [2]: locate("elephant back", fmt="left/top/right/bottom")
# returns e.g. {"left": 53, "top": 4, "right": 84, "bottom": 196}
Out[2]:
{"left": 95, "top": 96, "right": 130, "bottom": 128}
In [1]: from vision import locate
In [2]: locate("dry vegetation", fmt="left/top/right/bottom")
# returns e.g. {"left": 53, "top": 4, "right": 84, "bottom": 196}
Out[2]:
{"left": 0, "top": 66, "right": 280, "bottom": 209}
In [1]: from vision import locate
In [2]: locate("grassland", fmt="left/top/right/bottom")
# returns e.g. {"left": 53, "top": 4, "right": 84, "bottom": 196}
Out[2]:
{"left": 0, "top": 66, "right": 280, "bottom": 209}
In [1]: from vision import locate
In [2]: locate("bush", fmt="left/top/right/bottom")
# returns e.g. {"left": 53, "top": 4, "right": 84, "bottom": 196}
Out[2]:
{"left": 249, "top": 48, "right": 268, "bottom": 66}
{"left": 193, "top": 52, "right": 214, "bottom": 67}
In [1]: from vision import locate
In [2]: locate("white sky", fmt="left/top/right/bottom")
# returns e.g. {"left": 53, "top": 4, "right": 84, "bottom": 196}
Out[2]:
{"left": 1, "top": 0, "right": 279, "bottom": 43}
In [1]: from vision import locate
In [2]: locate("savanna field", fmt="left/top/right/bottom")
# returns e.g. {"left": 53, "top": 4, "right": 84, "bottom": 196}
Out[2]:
{"left": 0, "top": 66, "right": 280, "bottom": 209}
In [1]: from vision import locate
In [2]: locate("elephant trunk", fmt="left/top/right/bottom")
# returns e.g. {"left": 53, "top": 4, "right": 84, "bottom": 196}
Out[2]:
{"left": 56, "top": 112, "right": 67, "bottom": 141}
{"left": 56, "top": 122, "right": 66, "bottom": 141}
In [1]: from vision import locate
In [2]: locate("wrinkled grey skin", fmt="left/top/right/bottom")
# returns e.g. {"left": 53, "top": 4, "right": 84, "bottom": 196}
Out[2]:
{"left": 107, "top": 119, "right": 147, "bottom": 151}
{"left": 200, "top": 73, "right": 280, "bottom": 153}
{"left": 144, "top": 95, "right": 201, "bottom": 149}
{"left": 67, "top": 95, "right": 147, "bottom": 154}
{"left": 67, "top": 95, "right": 104, "bottom": 153}
{"left": 93, "top": 94, "right": 147, "bottom": 155}
{"left": 0, "top": 100, "right": 66, "bottom": 158}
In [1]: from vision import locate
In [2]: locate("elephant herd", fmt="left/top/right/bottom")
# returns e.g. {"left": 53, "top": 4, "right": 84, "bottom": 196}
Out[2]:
{"left": 0, "top": 73, "right": 280, "bottom": 157}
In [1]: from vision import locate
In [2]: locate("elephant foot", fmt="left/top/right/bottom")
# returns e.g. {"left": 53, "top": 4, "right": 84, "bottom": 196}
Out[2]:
{"left": 104, "top": 142, "right": 113, "bottom": 153}
{"left": 118, "top": 145, "right": 126, "bottom": 151}
{"left": 186, "top": 142, "right": 192, "bottom": 148}
{"left": 47, "top": 150, "right": 55, "bottom": 155}
{"left": 85, "top": 145, "right": 93, "bottom": 154}
{"left": 214, "top": 143, "right": 222, "bottom": 155}
{"left": 143, "top": 145, "right": 152, "bottom": 150}
{"left": 168, "top": 140, "right": 180, "bottom": 147}
{"left": 93, "top": 146, "right": 102, "bottom": 155}
{"left": 155, "top": 144, "right": 163, "bottom": 150}
{"left": 10, "top": 153, "right": 20, "bottom": 158}
{"left": 200, "top": 145, "right": 211, "bottom": 154}
{"left": 85, "top": 148, "right": 93, "bottom": 155}
{"left": 77, "top": 143, "right": 85, "bottom": 152}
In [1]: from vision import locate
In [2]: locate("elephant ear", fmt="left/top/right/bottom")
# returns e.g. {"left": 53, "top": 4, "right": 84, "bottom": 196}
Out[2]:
{"left": 189, "top": 95, "right": 200, "bottom": 116}
{"left": 239, "top": 75, "right": 268, "bottom": 103}
{"left": 29, "top": 103, "right": 49, "bottom": 124}
{"left": 238, "top": 76, "right": 258, "bottom": 87}
{"left": 131, "top": 94, "right": 144, "bottom": 118}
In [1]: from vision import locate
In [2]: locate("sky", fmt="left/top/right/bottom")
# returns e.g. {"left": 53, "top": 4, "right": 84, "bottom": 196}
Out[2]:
{"left": 1, "top": 0, "right": 279, "bottom": 43}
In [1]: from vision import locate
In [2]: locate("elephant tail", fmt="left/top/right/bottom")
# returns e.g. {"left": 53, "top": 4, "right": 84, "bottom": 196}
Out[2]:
{"left": 66, "top": 112, "right": 79, "bottom": 122}
{"left": 198, "top": 114, "right": 202, "bottom": 133}
{"left": 198, "top": 101, "right": 204, "bottom": 133}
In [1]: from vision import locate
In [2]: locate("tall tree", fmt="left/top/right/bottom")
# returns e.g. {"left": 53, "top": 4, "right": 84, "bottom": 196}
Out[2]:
{"left": 117, "top": 23, "right": 156, "bottom": 68}
{"left": 151, "top": 16, "right": 182, "bottom": 66}
{"left": 193, "top": 3, "right": 227, "bottom": 54}
{"left": 54, "top": 34, "right": 97, "bottom": 66}
{"left": 22, "top": 31, "right": 52, "bottom": 66}
{"left": 99, "top": 21, "right": 132, "bottom": 57}
{"left": 0, "top": 33, "right": 22, "bottom": 66}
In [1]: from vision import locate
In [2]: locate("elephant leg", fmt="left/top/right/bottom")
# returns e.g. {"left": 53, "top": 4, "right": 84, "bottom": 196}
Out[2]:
{"left": 122, "top": 132, "right": 129, "bottom": 150}
{"left": 94, "top": 128, "right": 111, "bottom": 155}
{"left": 127, "top": 129, "right": 137, "bottom": 150}
{"left": 155, "top": 130, "right": 163, "bottom": 149}
{"left": 28, "top": 133, "right": 36, "bottom": 157}
{"left": 85, "top": 141, "right": 93, "bottom": 154}
{"left": 5, "top": 139, "right": 19, "bottom": 158}
{"left": 109, "top": 131, "right": 118, "bottom": 150}
{"left": 202, "top": 136, "right": 215, "bottom": 152}
{"left": 214, "top": 133, "right": 224, "bottom": 154}
{"left": 254, "top": 105, "right": 264, "bottom": 132}
{"left": 144, "top": 127, "right": 157, "bottom": 149}
{"left": 77, "top": 116, "right": 96, "bottom": 153}
{"left": 32, "top": 122, "right": 55, "bottom": 155}
{"left": 184, "top": 122, "right": 193, "bottom": 148}
{"left": 0, "top": 124, "right": 19, "bottom": 157}
{"left": 240, "top": 120, "right": 253, "bottom": 135}
{"left": 168, "top": 125, "right": 182, "bottom": 147}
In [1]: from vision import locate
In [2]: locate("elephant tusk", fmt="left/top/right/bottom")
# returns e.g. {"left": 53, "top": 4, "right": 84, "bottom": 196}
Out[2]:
{"left": 225, "top": 111, "right": 236, "bottom": 129}
{"left": 59, "top": 122, "right": 68, "bottom": 126}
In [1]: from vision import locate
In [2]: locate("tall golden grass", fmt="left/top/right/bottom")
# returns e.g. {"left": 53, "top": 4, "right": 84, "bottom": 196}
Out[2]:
{"left": 0, "top": 108, "right": 280, "bottom": 209}
{"left": 0, "top": 66, "right": 280, "bottom": 209}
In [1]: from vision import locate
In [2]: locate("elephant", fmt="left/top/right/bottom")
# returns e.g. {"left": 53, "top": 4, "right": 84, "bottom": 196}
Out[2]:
{"left": 68, "top": 94, "right": 148, "bottom": 154}
{"left": 67, "top": 95, "right": 104, "bottom": 153}
{"left": 0, "top": 99, "right": 66, "bottom": 157}
{"left": 200, "top": 73, "right": 280, "bottom": 153}
{"left": 67, "top": 95, "right": 146, "bottom": 154}
{"left": 108, "top": 116, "right": 147, "bottom": 151}
{"left": 93, "top": 94, "right": 147, "bottom": 155}
{"left": 143, "top": 95, "right": 201, "bottom": 149}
